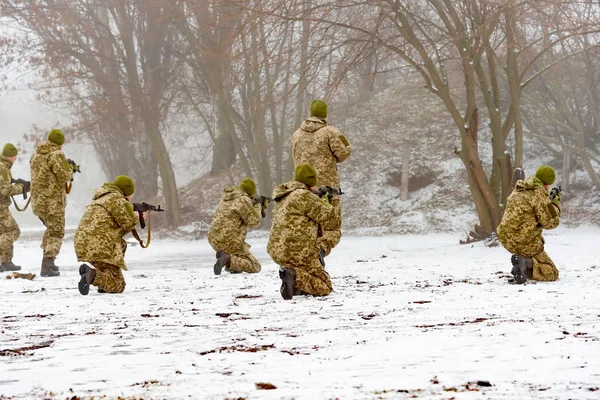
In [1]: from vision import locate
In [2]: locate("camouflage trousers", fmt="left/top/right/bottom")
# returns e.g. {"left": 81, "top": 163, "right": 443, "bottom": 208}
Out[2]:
{"left": 289, "top": 258, "right": 332, "bottom": 296}
{"left": 91, "top": 261, "right": 126, "bottom": 293}
{"left": 501, "top": 237, "right": 559, "bottom": 282}
{"left": 529, "top": 251, "right": 559, "bottom": 282}
{"left": 318, "top": 197, "right": 341, "bottom": 256}
{"left": 38, "top": 210, "right": 65, "bottom": 258}
{"left": 0, "top": 206, "right": 20, "bottom": 263}
{"left": 208, "top": 237, "right": 261, "bottom": 274}
{"left": 228, "top": 250, "right": 261, "bottom": 273}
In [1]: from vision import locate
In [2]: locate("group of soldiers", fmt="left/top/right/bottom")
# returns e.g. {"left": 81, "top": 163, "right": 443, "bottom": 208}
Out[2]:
{"left": 206, "top": 98, "right": 563, "bottom": 297}
{"left": 208, "top": 99, "right": 352, "bottom": 299}
{"left": 0, "top": 128, "right": 146, "bottom": 295}
{"left": 0, "top": 99, "right": 563, "bottom": 300}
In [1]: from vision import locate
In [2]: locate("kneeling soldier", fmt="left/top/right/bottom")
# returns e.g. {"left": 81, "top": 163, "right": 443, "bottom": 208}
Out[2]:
{"left": 0, "top": 144, "right": 26, "bottom": 272}
{"left": 268, "top": 164, "right": 336, "bottom": 300}
{"left": 75, "top": 176, "right": 141, "bottom": 295}
{"left": 497, "top": 165, "right": 561, "bottom": 284}
{"left": 208, "top": 178, "right": 264, "bottom": 275}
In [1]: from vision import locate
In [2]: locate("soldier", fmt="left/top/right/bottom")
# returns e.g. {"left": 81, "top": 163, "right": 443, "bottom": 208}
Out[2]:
{"left": 208, "top": 178, "right": 265, "bottom": 275}
{"left": 268, "top": 164, "right": 336, "bottom": 300}
{"left": 0, "top": 143, "right": 27, "bottom": 272}
{"left": 30, "top": 129, "right": 74, "bottom": 277}
{"left": 497, "top": 165, "right": 561, "bottom": 284}
{"left": 292, "top": 99, "right": 351, "bottom": 261}
{"left": 75, "top": 176, "right": 141, "bottom": 295}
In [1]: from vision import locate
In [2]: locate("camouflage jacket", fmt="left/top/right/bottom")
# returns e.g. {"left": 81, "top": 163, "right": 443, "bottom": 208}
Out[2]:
{"left": 74, "top": 183, "right": 138, "bottom": 270}
{"left": 30, "top": 141, "right": 73, "bottom": 216}
{"left": 207, "top": 186, "right": 261, "bottom": 253}
{"left": 497, "top": 176, "right": 560, "bottom": 249}
{"left": 267, "top": 181, "right": 335, "bottom": 266}
{"left": 292, "top": 117, "right": 352, "bottom": 189}
{"left": 0, "top": 157, "right": 23, "bottom": 207}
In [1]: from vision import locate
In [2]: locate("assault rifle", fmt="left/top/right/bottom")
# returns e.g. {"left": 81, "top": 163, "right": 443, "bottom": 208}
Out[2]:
{"left": 312, "top": 186, "right": 344, "bottom": 201}
{"left": 549, "top": 185, "right": 562, "bottom": 202}
{"left": 11, "top": 178, "right": 30, "bottom": 200}
{"left": 252, "top": 195, "right": 273, "bottom": 206}
{"left": 253, "top": 195, "right": 273, "bottom": 218}
{"left": 67, "top": 159, "right": 81, "bottom": 174}
{"left": 133, "top": 202, "right": 165, "bottom": 229}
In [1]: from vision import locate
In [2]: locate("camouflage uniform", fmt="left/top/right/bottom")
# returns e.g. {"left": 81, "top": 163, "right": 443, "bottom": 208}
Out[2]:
{"left": 0, "top": 157, "right": 24, "bottom": 263}
{"left": 208, "top": 186, "right": 262, "bottom": 273}
{"left": 30, "top": 141, "right": 73, "bottom": 258}
{"left": 292, "top": 117, "right": 351, "bottom": 254}
{"left": 497, "top": 177, "right": 560, "bottom": 282}
{"left": 74, "top": 183, "right": 138, "bottom": 293}
{"left": 268, "top": 181, "right": 336, "bottom": 296}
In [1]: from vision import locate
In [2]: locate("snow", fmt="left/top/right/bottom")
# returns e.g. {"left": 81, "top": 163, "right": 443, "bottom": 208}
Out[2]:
{"left": 1, "top": 227, "right": 600, "bottom": 399}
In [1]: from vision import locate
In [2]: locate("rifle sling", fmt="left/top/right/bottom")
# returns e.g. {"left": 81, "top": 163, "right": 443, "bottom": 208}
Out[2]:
{"left": 11, "top": 196, "right": 32, "bottom": 212}
{"left": 131, "top": 212, "right": 151, "bottom": 249}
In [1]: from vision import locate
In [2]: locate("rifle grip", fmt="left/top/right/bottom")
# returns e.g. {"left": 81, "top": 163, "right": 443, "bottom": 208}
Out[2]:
{"left": 139, "top": 215, "right": 146, "bottom": 229}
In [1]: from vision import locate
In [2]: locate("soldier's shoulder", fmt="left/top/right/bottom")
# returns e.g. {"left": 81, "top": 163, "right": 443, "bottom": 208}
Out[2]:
{"left": 322, "top": 124, "right": 342, "bottom": 135}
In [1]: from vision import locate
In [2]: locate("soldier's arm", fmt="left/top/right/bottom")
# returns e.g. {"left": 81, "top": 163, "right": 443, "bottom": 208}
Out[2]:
{"left": 48, "top": 151, "right": 74, "bottom": 184}
{"left": 533, "top": 191, "right": 560, "bottom": 230}
{"left": 302, "top": 191, "right": 335, "bottom": 224}
{"left": 0, "top": 172, "right": 23, "bottom": 196}
{"left": 328, "top": 127, "right": 352, "bottom": 163}
{"left": 239, "top": 197, "right": 261, "bottom": 228}
{"left": 109, "top": 198, "right": 138, "bottom": 232}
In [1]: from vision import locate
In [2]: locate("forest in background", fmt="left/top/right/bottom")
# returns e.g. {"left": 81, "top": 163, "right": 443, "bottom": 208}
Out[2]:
{"left": 1, "top": 0, "right": 599, "bottom": 234}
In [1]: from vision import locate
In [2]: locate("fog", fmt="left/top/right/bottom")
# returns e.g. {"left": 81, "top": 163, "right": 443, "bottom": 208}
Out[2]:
{"left": 0, "top": 0, "right": 598, "bottom": 232}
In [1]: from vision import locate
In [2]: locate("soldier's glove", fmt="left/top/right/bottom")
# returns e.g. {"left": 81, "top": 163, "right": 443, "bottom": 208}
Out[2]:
{"left": 320, "top": 194, "right": 332, "bottom": 204}
{"left": 67, "top": 159, "right": 81, "bottom": 173}
{"left": 552, "top": 191, "right": 561, "bottom": 207}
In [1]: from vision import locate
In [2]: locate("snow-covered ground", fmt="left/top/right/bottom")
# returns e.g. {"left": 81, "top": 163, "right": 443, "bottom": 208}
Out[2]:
{"left": 1, "top": 227, "right": 599, "bottom": 399}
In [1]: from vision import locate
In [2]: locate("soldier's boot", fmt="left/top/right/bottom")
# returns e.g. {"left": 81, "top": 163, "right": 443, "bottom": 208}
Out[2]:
{"left": 319, "top": 247, "right": 326, "bottom": 268}
{"left": 510, "top": 254, "right": 530, "bottom": 284}
{"left": 40, "top": 257, "right": 60, "bottom": 277}
{"left": 279, "top": 268, "right": 296, "bottom": 300}
{"left": 214, "top": 250, "right": 231, "bottom": 276}
{"left": 78, "top": 264, "right": 96, "bottom": 296}
{"left": 1, "top": 261, "right": 21, "bottom": 271}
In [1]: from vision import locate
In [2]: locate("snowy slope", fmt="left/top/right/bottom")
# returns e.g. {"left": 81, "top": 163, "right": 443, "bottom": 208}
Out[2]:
{"left": 1, "top": 228, "right": 600, "bottom": 399}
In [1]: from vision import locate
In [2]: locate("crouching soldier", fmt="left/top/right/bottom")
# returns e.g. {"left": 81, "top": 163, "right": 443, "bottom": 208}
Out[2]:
{"left": 268, "top": 164, "right": 337, "bottom": 300}
{"left": 497, "top": 165, "right": 561, "bottom": 284}
{"left": 208, "top": 178, "right": 264, "bottom": 275}
{"left": 0, "top": 143, "right": 27, "bottom": 272}
{"left": 75, "top": 176, "right": 142, "bottom": 295}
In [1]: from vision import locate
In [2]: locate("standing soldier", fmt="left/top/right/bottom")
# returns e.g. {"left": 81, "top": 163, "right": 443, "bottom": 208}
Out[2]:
{"left": 30, "top": 129, "right": 74, "bottom": 277}
{"left": 0, "top": 144, "right": 27, "bottom": 272}
{"left": 292, "top": 99, "right": 351, "bottom": 261}
{"left": 208, "top": 178, "right": 265, "bottom": 275}
{"left": 268, "top": 164, "right": 336, "bottom": 300}
{"left": 497, "top": 165, "right": 561, "bottom": 284}
{"left": 75, "top": 176, "right": 140, "bottom": 295}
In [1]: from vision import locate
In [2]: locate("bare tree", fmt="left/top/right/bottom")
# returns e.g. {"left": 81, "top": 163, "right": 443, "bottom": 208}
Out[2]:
{"left": 1, "top": 0, "right": 183, "bottom": 226}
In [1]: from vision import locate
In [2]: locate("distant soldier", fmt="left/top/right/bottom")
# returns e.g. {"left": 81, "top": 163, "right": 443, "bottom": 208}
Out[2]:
{"left": 30, "top": 129, "right": 74, "bottom": 277}
{"left": 75, "top": 176, "right": 141, "bottom": 295}
{"left": 0, "top": 144, "right": 28, "bottom": 272}
{"left": 292, "top": 99, "right": 351, "bottom": 260}
{"left": 268, "top": 164, "right": 336, "bottom": 300}
{"left": 497, "top": 165, "right": 561, "bottom": 284}
{"left": 208, "top": 178, "right": 265, "bottom": 275}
